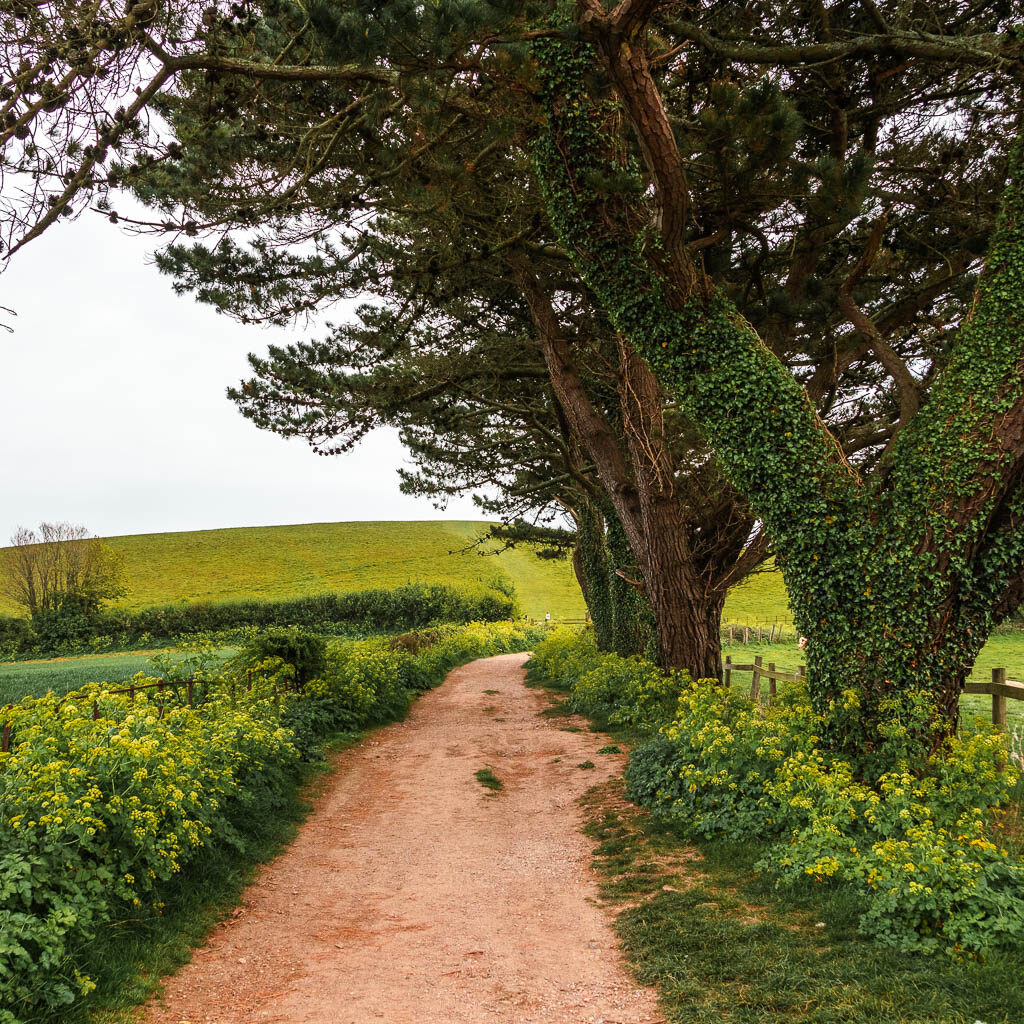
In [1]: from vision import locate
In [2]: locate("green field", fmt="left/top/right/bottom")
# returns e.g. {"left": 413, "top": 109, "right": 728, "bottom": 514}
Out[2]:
{"left": 0, "top": 649, "right": 239, "bottom": 706}
{"left": 722, "top": 637, "right": 1024, "bottom": 733}
{"left": 722, "top": 561, "right": 793, "bottom": 624}
{"left": 0, "top": 520, "right": 586, "bottom": 622}
{"left": 3, "top": 521, "right": 1023, "bottom": 731}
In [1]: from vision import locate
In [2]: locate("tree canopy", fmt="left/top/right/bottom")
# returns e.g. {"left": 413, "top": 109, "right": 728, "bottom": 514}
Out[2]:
{"left": 3, "top": 0, "right": 1024, "bottom": 767}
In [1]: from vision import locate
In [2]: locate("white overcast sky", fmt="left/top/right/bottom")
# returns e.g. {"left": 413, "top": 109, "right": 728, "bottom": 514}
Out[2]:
{"left": 0, "top": 213, "right": 482, "bottom": 543}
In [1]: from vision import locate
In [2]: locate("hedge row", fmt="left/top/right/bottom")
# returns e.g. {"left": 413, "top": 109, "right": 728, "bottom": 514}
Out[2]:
{"left": 529, "top": 628, "right": 1024, "bottom": 957}
{"left": 0, "top": 582, "right": 518, "bottom": 658}
{"left": 0, "top": 620, "right": 543, "bottom": 1023}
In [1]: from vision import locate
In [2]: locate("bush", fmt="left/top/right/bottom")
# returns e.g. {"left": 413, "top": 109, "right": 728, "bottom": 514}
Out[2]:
{"left": 0, "top": 619, "right": 544, "bottom": 1022}
{"left": 530, "top": 631, "right": 1024, "bottom": 957}
{"left": 570, "top": 654, "right": 693, "bottom": 733}
{"left": 0, "top": 684, "right": 299, "bottom": 1022}
{"left": 234, "top": 627, "right": 327, "bottom": 688}
{"left": 4, "top": 582, "right": 520, "bottom": 658}
{"left": 91, "top": 582, "right": 516, "bottom": 648}
{"left": 0, "top": 616, "right": 32, "bottom": 660}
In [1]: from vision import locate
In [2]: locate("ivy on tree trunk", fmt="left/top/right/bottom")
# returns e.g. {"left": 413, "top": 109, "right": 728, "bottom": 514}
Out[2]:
{"left": 534, "top": 24, "right": 1024, "bottom": 772}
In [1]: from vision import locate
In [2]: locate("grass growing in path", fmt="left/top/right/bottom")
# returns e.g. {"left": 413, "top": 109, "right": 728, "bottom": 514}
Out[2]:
{"left": 474, "top": 767, "right": 503, "bottom": 792}
{"left": 583, "top": 780, "right": 1024, "bottom": 1024}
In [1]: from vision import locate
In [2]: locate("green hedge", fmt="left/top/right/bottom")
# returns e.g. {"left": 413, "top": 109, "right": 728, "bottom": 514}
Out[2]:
{"left": 1, "top": 583, "right": 518, "bottom": 659}
{"left": 0, "top": 620, "right": 542, "bottom": 1023}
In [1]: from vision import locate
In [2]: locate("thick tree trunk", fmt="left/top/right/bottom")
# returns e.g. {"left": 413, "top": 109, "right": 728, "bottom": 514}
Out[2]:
{"left": 514, "top": 261, "right": 740, "bottom": 675}
{"left": 602, "top": 506, "right": 653, "bottom": 658}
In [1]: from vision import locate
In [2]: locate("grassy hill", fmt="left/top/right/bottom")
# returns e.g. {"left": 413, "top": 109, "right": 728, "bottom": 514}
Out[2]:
{"left": 0, "top": 518, "right": 794, "bottom": 624}
{"left": 0, "top": 521, "right": 587, "bottom": 622}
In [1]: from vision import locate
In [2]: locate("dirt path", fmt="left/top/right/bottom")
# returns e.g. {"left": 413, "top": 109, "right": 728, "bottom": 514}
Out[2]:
{"left": 143, "top": 652, "right": 663, "bottom": 1024}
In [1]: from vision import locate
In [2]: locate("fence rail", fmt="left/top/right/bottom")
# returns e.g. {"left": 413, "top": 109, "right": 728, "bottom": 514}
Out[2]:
{"left": 725, "top": 656, "right": 1024, "bottom": 730}
{"left": 722, "top": 622, "right": 795, "bottom": 644}
{"left": 0, "top": 669, "right": 293, "bottom": 754}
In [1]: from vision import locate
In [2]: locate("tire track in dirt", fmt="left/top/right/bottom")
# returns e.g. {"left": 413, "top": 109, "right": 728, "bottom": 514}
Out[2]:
{"left": 142, "top": 652, "right": 663, "bottom": 1024}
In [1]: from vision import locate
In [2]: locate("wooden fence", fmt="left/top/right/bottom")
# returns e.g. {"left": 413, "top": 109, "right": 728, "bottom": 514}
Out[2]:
{"left": 722, "top": 622, "right": 795, "bottom": 644}
{"left": 0, "top": 669, "right": 294, "bottom": 754}
{"left": 726, "top": 655, "right": 1024, "bottom": 731}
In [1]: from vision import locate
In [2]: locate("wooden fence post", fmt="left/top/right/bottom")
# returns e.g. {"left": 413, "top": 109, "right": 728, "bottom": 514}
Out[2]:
{"left": 768, "top": 662, "right": 777, "bottom": 701}
{"left": 92, "top": 700, "right": 99, "bottom": 721}
{"left": 724, "top": 655, "right": 732, "bottom": 689}
{"left": 992, "top": 667, "right": 1008, "bottom": 729}
{"left": 743, "top": 626, "right": 750, "bottom": 644}
{"left": 751, "top": 656, "right": 762, "bottom": 701}
{"left": 769, "top": 624, "right": 776, "bottom": 643}
{"left": 187, "top": 679, "right": 195, "bottom": 708}
{"left": 729, "top": 625, "right": 735, "bottom": 643}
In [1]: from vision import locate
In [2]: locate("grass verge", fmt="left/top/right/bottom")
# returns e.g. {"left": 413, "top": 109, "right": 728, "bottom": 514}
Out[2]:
{"left": 525, "top": 658, "right": 1024, "bottom": 1024}
{"left": 59, "top": 731, "right": 362, "bottom": 1024}
{"left": 583, "top": 778, "right": 1024, "bottom": 1024}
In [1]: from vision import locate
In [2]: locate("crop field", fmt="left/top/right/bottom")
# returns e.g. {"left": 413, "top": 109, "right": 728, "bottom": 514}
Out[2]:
{"left": 0, "top": 520, "right": 585, "bottom": 622}
{"left": 0, "top": 649, "right": 238, "bottom": 706}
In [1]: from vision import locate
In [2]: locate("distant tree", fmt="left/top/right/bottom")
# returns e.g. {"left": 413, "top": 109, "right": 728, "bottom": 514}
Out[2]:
{"left": 0, "top": 522, "right": 126, "bottom": 617}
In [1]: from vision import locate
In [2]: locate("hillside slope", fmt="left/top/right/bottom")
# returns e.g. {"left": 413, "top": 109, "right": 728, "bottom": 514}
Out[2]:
{"left": 0, "top": 519, "right": 796, "bottom": 624}
{"left": 0, "top": 521, "right": 585, "bottom": 621}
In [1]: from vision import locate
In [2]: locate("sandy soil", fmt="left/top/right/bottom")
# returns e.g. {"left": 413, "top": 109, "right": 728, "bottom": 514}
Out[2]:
{"left": 142, "top": 652, "right": 663, "bottom": 1024}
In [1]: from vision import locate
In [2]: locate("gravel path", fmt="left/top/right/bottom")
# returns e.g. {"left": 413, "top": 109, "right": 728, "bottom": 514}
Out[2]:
{"left": 142, "top": 652, "right": 663, "bottom": 1024}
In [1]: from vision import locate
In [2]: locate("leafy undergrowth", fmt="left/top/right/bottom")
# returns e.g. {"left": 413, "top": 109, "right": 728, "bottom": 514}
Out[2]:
{"left": 60, "top": 731, "right": 361, "bottom": 1024}
{"left": 582, "top": 779, "right": 1024, "bottom": 1024}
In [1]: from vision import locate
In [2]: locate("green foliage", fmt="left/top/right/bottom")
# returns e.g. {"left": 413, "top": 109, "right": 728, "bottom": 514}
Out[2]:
{"left": 0, "top": 684, "right": 300, "bottom": 1022}
{"left": 6, "top": 581, "right": 517, "bottom": 658}
{"left": 532, "top": 632, "right": 1024, "bottom": 956}
{"left": 0, "top": 521, "right": 583, "bottom": 622}
{"left": 0, "top": 616, "right": 33, "bottom": 661}
{"left": 575, "top": 501, "right": 614, "bottom": 651}
{"left": 0, "top": 619, "right": 541, "bottom": 1022}
{"left": 234, "top": 627, "right": 327, "bottom": 687}
{"left": 533, "top": 21, "right": 1024, "bottom": 770}
{"left": 570, "top": 653, "right": 694, "bottom": 734}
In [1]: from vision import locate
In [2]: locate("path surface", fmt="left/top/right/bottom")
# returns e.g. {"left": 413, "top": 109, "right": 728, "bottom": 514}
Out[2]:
{"left": 143, "top": 652, "right": 663, "bottom": 1024}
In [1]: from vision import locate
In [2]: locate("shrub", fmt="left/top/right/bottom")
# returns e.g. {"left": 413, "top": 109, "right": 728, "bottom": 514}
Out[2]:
{"left": 0, "top": 684, "right": 299, "bottom": 1022}
{"left": 5, "top": 582, "right": 520, "bottom": 658}
{"left": 0, "top": 619, "right": 544, "bottom": 1022}
{"left": 234, "top": 626, "right": 328, "bottom": 688}
{"left": 0, "top": 615, "right": 32, "bottom": 660}
{"left": 570, "top": 654, "right": 693, "bottom": 733}
{"left": 530, "top": 631, "right": 1024, "bottom": 957}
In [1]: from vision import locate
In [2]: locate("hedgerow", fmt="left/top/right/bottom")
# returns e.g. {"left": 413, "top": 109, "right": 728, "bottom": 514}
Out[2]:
{"left": 531, "top": 629, "right": 1024, "bottom": 957}
{"left": 0, "top": 620, "right": 542, "bottom": 1023}
{"left": 0, "top": 582, "right": 517, "bottom": 659}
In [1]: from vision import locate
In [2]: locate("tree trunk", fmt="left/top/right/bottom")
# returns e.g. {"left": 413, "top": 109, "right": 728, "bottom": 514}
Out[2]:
{"left": 574, "top": 502, "right": 615, "bottom": 651}
{"left": 602, "top": 506, "right": 653, "bottom": 657}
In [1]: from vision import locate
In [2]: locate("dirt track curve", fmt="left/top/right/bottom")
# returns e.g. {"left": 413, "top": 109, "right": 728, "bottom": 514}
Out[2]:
{"left": 142, "top": 652, "right": 663, "bottom": 1024}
